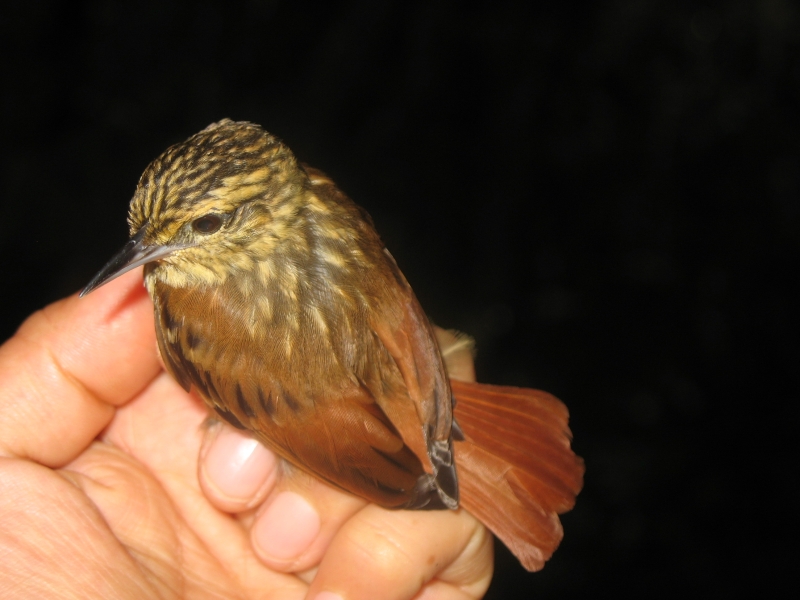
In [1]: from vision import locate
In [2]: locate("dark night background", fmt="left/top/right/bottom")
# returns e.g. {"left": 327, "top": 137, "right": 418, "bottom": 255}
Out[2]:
{"left": 1, "top": 0, "right": 797, "bottom": 597}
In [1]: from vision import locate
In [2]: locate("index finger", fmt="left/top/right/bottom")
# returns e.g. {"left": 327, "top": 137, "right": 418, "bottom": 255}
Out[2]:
{"left": 0, "top": 269, "right": 160, "bottom": 466}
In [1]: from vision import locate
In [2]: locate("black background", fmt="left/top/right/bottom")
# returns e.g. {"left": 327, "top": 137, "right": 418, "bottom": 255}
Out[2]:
{"left": 1, "top": 1, "right": 797, "bottom": 598}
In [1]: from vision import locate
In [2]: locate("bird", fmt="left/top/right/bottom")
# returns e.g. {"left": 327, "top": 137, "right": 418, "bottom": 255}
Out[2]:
{"left": 82, "top": 119, "right": 584, "bottom": 571}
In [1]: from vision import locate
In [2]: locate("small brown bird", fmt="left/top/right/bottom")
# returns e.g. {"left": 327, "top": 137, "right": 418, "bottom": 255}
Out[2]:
{"left": 82, "top": 119, "right": 584, "bottom": 571}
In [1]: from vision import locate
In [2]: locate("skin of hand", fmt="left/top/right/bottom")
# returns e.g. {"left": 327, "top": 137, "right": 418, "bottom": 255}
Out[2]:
{"left": 0, "top": 269, "right": 493, "bottom": 600}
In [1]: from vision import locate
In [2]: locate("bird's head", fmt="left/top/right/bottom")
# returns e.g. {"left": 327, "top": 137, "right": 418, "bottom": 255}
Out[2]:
{"left": 82, "top": 119, "right": 308, "bottom": 295}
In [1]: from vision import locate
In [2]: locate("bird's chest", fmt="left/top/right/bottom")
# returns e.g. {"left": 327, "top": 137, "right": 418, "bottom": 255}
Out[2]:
{"left": 147, "top": 272, "right": 401, "bottom": 421}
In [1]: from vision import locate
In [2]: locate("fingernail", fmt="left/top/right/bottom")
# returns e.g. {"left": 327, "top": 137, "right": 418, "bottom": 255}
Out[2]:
{"left": 204, "top": 427, "right": 276, "bottom": 501}
{"left": 313, "top": 593, "right": 344, "bottom": 600}
{"left": 254, "top": 491, "right": 320, "bottom": 561}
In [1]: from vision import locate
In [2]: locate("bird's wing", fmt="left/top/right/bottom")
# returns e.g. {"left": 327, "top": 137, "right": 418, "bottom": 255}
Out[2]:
{"left": 368, "top": 259, "right": 460, "bottom": 508}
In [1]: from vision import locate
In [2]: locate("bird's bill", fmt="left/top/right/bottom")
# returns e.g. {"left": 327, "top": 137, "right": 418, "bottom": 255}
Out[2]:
{"left": 80, "top": 228, "right": 184, "bottom": 297}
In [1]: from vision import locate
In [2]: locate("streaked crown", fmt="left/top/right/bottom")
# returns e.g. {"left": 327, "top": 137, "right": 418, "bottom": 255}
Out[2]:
{"left": 128, "top": 119, "right": 302, "bottom": 243}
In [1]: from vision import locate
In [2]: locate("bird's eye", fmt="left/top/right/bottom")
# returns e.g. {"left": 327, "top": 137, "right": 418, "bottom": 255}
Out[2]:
{"left": 192, "top": 214, "right": 222, "bottom": 234}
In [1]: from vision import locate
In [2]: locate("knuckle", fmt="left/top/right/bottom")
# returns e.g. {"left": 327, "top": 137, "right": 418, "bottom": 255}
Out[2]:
{"left": 345, "top": 515, "right": 420, "bottom": 580}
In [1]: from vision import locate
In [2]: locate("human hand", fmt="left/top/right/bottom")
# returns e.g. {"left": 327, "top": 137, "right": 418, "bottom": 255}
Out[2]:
{"left": 0, "top": 269, "right": 493, "bottom": 599}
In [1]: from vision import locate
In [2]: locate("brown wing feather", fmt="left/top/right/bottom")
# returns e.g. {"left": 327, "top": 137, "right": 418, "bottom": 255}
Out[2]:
{"left": 307, "top": 167, "right": 459, "bottom": 508}
{"left": 305, "top": 165, "right": 452, "bottom": 443}
{"left": 369, "top": 255, "right": 460, "bottom": 507}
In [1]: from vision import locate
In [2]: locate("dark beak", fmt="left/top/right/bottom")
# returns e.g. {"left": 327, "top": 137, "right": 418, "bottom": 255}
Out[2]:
{"left": 80, "top": 227, "right": 185, "bottom": 297}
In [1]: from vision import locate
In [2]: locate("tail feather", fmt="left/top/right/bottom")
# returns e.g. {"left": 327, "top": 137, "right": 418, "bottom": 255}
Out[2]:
{"left": 455, "top": 399, "right": 580, "bottom": 505}
{"left": 451, "top": 379, "right": 584, "bottom": 572}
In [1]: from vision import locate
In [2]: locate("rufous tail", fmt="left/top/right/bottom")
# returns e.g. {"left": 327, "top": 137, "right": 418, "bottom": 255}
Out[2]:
{"left": 451, "top": 379, "right": 584, "bottom": 571}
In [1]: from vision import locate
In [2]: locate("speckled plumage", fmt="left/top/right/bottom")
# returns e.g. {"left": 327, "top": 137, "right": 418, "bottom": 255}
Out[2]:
{"left": 84, "top": 119, "right": 584, "bottom": 571}
{"left": 132, "top": 120, "right": 457, "bottom": 509}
